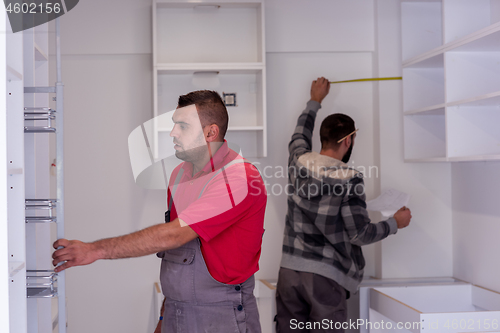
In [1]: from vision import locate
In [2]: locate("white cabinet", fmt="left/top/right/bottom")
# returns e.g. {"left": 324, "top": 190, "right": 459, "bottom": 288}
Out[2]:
{"left": 152, "top": 0, "right": 267, "bottom": 157}
{"left": 360, "top": 277, "right": 500, "bottom": 333}
{"left": 359, "top": 277, "right": 460, "bottom": 333}
{"left": 402, "top": 0, "right": 500, "bottom": 162}
{"left": 2, "top": 10, "right": 65, "bottom": 333}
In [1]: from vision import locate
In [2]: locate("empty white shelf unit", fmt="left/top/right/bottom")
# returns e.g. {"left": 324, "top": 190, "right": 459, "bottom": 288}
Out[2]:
{"left": 402, "top": 0, "right": 500, "bottom": 162}
{"left": 152, "top": 0, "right": 267, "bottom": 157}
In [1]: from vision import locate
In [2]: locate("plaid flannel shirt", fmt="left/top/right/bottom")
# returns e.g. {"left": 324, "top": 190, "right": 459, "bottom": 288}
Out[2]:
{"left": 279, "top": 100, "right": 398, "bottom": 293}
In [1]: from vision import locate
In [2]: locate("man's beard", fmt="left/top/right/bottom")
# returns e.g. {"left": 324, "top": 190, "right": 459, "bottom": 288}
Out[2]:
{"left": 175, "top": 144, "right": 207, "bottom": 163}
{"left": 342, "top": 143, "right": 353, "bottom": 163}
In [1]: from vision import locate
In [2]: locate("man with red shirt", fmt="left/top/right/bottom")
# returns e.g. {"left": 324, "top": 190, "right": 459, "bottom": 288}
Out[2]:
{"left": 52, "top": 90, "right": 267, "bottom": 333}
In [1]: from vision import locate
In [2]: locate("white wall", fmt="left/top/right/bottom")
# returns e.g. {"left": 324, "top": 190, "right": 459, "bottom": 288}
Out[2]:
{"left": 60, "top": 54, "right": 162, "bottom": 333}
{"left": 57, "top": 1, "right": 161, "bottom": 332}
{"left": 375, "top": 0, "right": 453, "bottom": 279}
{"left": 265, "top": 0, "right": 374, "bottom": 53}
{"left": 60, "top": 0, "right": 151, "bottom": 55}
{"left": 261, "top": 0, "right": 382, "bottom": 283}
{"left": 263, "top": 51, "right": 377, "bottom": 277}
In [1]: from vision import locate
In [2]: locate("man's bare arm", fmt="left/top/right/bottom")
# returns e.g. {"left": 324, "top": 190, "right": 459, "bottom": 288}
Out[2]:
{"left": 52, "top": 218, "right": 198, "bottom": 272}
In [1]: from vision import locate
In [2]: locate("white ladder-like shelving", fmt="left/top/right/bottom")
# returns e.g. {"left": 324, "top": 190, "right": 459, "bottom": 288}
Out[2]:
{"left": 1, "top": 9, "right": 66, "bottom": 333}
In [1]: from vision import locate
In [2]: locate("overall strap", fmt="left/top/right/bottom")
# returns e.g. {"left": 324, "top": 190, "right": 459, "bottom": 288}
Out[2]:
{"left": 168, "top": 168, "right": 184, "bottom": 212}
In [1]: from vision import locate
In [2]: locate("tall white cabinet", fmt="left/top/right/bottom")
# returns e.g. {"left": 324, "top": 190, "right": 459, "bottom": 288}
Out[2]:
{"left": 2, "top": 9, "right": 66, "bottom": 333}
{"left": 402, "top": 0, "right": 500, "bottom": 162}
{"left": 152, "top": 0, "right": 267, "bottom": 157}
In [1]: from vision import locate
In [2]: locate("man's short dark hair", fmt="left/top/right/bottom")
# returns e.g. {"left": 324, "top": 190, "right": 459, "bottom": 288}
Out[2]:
{"left": 177, "top": 90, "right": 229, "bottom": 140}
{"left": 320, "top": 113, "right": 356, "bottom": 150}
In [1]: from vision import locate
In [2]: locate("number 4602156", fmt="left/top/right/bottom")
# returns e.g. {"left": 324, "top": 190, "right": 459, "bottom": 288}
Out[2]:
{"left": 6, "top": 2, "right": 61, "bottom": 14}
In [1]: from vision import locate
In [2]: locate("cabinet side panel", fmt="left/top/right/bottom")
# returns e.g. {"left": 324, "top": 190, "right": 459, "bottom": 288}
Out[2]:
{"left": 472, "top": 285, "right": 500, "bottom": 311}
{"left": 1, "top": 10, "right": 10, "bottom": 332}
{"left": 4, "top": 9, "right": 27, "bottom": 333}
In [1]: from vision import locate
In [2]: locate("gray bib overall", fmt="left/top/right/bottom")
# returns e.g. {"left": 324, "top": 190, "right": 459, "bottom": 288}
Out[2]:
{"left": 158, "top": 159, "right": 262, "bottom": 333}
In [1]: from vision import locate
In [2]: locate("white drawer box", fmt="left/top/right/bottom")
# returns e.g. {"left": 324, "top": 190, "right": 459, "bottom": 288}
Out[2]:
{"left": 368, "top": 283, "right": 500, "bottom": 333}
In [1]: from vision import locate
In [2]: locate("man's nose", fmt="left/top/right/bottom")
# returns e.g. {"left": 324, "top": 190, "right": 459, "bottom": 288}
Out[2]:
{"left": 170, "top": 125, "right": 179, "bottom": 138}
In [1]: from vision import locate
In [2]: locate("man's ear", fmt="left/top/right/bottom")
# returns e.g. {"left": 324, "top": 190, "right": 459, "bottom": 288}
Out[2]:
{"left": 205, "top": 124, "right": 220, "bottom": 143}
{"left": 344, "top": 135, "right": 352, "bottom": 148}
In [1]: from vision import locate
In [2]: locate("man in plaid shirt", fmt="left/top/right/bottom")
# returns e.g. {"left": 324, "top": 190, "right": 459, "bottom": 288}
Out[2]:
{"left": 275, "top": 77, "right": 412, "bottom": 333}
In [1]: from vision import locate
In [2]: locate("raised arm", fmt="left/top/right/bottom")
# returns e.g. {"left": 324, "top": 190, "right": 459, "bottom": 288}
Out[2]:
{"left": 289, "top": 77, "right": 330, "bottom": 162}
{"left": 52, "top": 218, "right": 198, "bottom": 272}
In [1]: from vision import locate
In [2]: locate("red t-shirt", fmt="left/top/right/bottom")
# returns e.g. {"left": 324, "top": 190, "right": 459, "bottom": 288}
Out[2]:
{"left": 167, "top": 141, "right": 267, "bottom": 284}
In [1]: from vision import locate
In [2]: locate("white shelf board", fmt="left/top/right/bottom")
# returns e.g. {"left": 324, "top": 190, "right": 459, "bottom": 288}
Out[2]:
{"left": 156, "top": 63, "right": 264, "bottom": 74}
{"left": 9, "top": 261, "right": 25, "bottom": 277}
{"left": 6, "top": 65, "right": 23, "bottom": 81}
{"left": 401, "top": 0, "right": 441, "bottom": 2}
{"left": 407, "top": 90, "right": 500, "bottom": 112}
{"left": 34, "top": 43, "right": 48, "bottom": 62}
{"left": 447, "top": 90, "right": 500, "bottom": 107}
{"left": 449, "top": 21, "right": 500, "bottom": 52}
{"left": 404, "top": 103, "right": 445, "bottom": 115}
{"left": 402, "top": 45, "right": 445, "bottom": 69}
{"left": 156, "top": 0, "right": 261, "bottom": 9}
{"left": 403, "top": 22, "right": 500, "bottom": 68}
{"left": 404, "top": 53, "right": 443, "bottom": 68}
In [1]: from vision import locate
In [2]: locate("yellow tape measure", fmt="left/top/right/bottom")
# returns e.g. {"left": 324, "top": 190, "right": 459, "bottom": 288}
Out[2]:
{"left": 330, "top": 77, "right": 402, "bottom": 84}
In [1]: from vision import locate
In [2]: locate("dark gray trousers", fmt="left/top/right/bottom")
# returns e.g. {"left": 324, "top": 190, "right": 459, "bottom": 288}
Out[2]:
{"left": 275, "top": 267, "right": 347, "bottom": 333}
